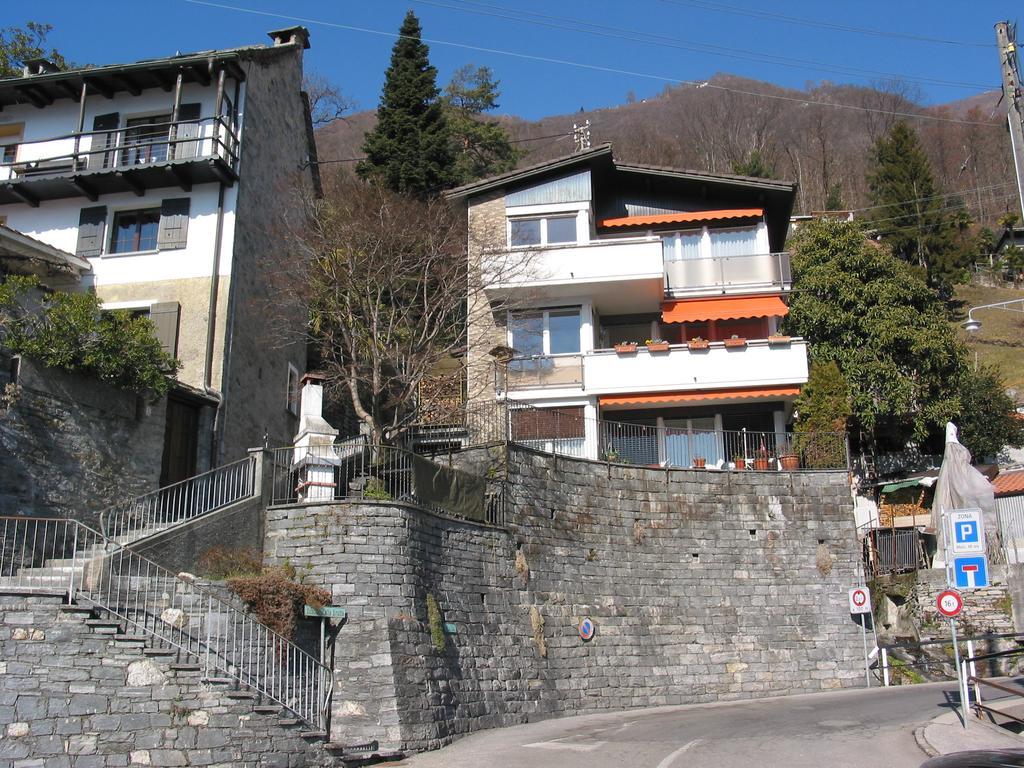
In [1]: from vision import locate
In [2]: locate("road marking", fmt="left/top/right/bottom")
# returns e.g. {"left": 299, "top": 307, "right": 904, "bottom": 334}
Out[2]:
{"left": 655, "top": 739, "right": 702, "bottom": 768}
{"left": 523, "top": 736, "right": 607, "bottom": 752}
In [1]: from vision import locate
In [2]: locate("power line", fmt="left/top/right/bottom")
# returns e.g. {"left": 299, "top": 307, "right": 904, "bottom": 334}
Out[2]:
{"left": 849, "top": 181, "right": 1017, "bottom": 215}
{"left": 658, "top": 0, "right": 991, "bottom": 49}
{"left": 411, "top": 0, "right": 995, "bottom": 91}
{"left": 184, "top": 0, "right": 1002, "bottom": 128}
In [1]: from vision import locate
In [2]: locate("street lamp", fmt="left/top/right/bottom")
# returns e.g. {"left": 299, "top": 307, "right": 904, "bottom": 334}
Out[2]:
{"left": 961, "top": 298, "right": 1024, "bottom": 332}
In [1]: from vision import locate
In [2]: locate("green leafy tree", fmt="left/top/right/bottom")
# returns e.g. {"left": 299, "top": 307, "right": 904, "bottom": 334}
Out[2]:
{"left": 824, "top": 183, "right": 845, "bottom": 211}
{"left": 866, "top": 120, "right": 964, "bottom": 290}
{"left": 0, "top": 22, "right": 69, "bottom": 77}
{"left": 443, "top": 64, "right": 521, "bottom": 186}
{"left": 793, "top": 361, "right": 852, "bottom": 468}
{"left": 731, "top": 150, "right": 773, "bottom": 178}
{"left": 0, "top": 276, "right": 178, "bottom": 397}
{"left": 956, "top": 365, "right": 1024, "bottom": 461}
{"left": 357, "top": 11, "right": 452, "bottom": 198}
{"left": 785, "top": 218, "right": 965, "bottom": 452}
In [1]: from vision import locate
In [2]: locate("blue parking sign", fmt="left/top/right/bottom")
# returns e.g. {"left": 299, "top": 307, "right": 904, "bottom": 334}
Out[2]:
{"left": 955, "top": 520, "right": 979, "bottom": 545}
{"left": 953, "top": 555, "right": 989, "bottom": 589}
{"left": 949, "top": 509, "right": 985, "bottom": 555}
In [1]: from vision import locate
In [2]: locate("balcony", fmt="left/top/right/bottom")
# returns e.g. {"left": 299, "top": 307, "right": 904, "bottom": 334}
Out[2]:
{"left": 0, "top": 115, "right": 239, "bottom": 206}
{"left": 497, "top": 338, "right": 808, "bottom": 396}
{"left": 482, "top": 237, "right": 664, "bottom": 314}
{"left": 663, "top": 252, "right": 791, "bottom": 298}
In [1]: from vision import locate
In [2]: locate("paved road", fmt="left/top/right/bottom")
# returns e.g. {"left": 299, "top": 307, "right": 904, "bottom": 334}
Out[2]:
{"left": 391, "top": 683, "right": 969, "bottom": 768}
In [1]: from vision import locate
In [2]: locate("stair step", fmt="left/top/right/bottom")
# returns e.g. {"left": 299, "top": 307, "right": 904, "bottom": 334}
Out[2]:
{"left": 60, "top": 606, "right": 98, "bottom": 617}
{"left": 253, "top": 705, "right": 282, "bottom": 714}
{"left": 277, "top": 718, "right": 301, "bottom": 727}
{"left": 202, "top": 677, "right": 235, "bottom": 686}
{"left": 299, "top": 731, "right": 327, "bottom": 740}
{"left": 142, "top": 648, "right": 176, "bottom": 658}
{"left": 225, "top": 691, "right": 256, "bottom": 700}
{"left": 85, "top": 620, "right": 122, "bottom": 631}
{"left": 113, "top": 635, "right": 149, "bottom": 643}
{"left": 169, "top": 663, "right": 201, "bottom": 672}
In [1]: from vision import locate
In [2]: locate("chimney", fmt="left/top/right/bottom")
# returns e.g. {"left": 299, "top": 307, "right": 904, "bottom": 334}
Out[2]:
{"left": 22, "top": 58, "right": 61, "bottom": 77}
{"left": 267, "top": 26, "right": 311, "bottom": 50}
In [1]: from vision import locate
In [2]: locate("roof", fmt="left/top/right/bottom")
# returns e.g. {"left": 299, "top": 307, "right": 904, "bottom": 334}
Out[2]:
{"left": 0, "top": 225, "right": 91, "bottom": 277}
{"left": 601, "top": 208, "right": 764, "bottom": 229}
{"left": 0, "top": 27, "right": 310, "bottom": 110}
{"left": 994, "top": 469, "right": 1024, "bottom": 497}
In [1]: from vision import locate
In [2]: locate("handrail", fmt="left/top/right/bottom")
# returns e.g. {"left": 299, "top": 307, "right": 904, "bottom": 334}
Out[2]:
{"left": 99, "top": 454, "right": 257, "bottom": 544}
{"left": 0, "top": 515, "right": 332, "bottom": 732}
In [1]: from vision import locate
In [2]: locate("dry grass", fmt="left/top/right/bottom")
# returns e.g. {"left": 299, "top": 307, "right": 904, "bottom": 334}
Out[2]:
{"left": 955, "top": 284, "right": 1024, "bottom": 392}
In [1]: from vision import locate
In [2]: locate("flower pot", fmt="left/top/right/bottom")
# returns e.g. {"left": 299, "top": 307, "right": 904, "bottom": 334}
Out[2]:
{"left": 753, "top": 457, "right": 771, "bottom": 471}
{"left": 733, "top": 458, "right": 746, "bottom": 470}
{"left": 614, "top": 343, "right": 637, "bottom": 354}
{"left": 687, "top": 339, "right": 710, "bottom": 351}
{"left": 646, "top": 341, "right": 670, "bottom": 353}
{"left": 779, "top": 454, "right": 800, "bottom": 471}
{"left": 724, "top": 337, "right": 747, "bottom": 349}
{"left": 692, "top": 457, "right": 706, "bottom": 469}
{"left": 767, "top": 335, "right": 791, "bottom": 346}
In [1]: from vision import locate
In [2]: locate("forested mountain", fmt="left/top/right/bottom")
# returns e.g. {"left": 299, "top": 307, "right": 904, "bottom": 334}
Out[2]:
{"left": 317, "top": 74, "right": 1014, "bottom": 227}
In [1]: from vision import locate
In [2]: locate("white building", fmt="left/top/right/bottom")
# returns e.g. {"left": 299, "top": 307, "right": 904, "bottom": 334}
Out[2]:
{"left": 450, "top": 144, "right": 812, "bottom": 468}
{"left": 0, "top": 27, "right": 319, "bottom": 482}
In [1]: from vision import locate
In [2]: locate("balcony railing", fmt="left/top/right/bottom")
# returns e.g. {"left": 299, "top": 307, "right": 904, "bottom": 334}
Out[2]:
{"left": 0, "top": 115, "right": 239, "bottom": 183}
{"left": 496, "top": 354, "right": 585, "bottom": 392}
{"left": 664, "top": 252, "right": 791, "bottom": 297}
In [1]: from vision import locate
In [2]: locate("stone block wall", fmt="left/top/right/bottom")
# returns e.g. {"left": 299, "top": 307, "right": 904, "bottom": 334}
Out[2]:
{"left": 0, "top": 355, "right": 165, "bottom": 526}
{"left": 0, "top": 594, "right": 322, "bottom": 767}
{"left": 263, "top": 446, "right": 864, "bottom": 753}
{"left": 915, "top": 566, "right": 1014, "bottom": 637}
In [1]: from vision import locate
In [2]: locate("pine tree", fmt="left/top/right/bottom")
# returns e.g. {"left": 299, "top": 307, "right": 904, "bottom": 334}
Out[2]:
{"left": 443, "top": 65, "right": 521, "bottom": 186}
{"left": 866, "top": 120, "right": 962, "bottom": 290}
{"left": 357, "top": 11, "right": 452, "bottom": 198}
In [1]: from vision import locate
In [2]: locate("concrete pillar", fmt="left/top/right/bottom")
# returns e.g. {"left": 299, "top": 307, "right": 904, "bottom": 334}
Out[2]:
{"left": 292, "top": 373, "right": 340, "bottom": 502}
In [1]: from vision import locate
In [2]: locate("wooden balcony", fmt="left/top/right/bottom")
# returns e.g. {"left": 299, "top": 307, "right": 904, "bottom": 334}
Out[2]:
{"left": 0, "top": 115, "right": 239, "bottom": 206}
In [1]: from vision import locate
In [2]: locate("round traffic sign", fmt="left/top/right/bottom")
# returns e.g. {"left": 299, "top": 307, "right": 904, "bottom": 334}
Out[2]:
{"left": 852, "top": 589, "right": 867, "bottom": 608}
{"left": 937, "top": 589, "right": 964, "bottom": 618}
{"left": 578, "top": 617, "right": 595, "bottom": 642}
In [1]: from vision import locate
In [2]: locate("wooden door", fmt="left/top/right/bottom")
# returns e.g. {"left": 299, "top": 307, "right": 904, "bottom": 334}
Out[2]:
{"left": 161, "top": 396, "right": 200, "bottom": 485}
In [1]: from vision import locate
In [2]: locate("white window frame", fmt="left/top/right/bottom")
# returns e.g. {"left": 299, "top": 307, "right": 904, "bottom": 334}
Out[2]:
{"left": 507, "top": 306, "right": 583, "bottom": 356}
{"left": 507, "top": 214, "right": 580, "bottom": 249}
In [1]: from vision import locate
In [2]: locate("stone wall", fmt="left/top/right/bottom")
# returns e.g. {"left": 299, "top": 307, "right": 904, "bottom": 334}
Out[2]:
{"left": 263, "top": 446, "right": 864, "bottom": 753}
{"left": 0, "top": 594, "right": 322, "bottom": 767}
{"left": 915, "top": 566, "right": 1015, "bottom": 638}
{"left": 0, "top": 355, "right": 165, "bottom": 526}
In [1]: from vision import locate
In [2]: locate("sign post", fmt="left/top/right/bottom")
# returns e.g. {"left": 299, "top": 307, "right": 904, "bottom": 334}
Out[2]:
{"left": 942, "top": 510, "right": 974, "bottom": 729}
{"left": 849, "top": 587, "right": 872, "bottom": 687}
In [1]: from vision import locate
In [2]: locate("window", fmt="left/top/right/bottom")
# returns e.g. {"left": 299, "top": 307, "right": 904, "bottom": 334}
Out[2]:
{"left": 286, "top": 363, "right": 300, "bottom": 416}
{"left": 110, "top": 209, "right": 160, "bottom": 254}
{"left": 122, "top": 113, "right": 172, "bottom": 165}
{"left": 662, "top": 230, "right": 702, "bottom": 261}
{"left": 508, "top": 214, "right": 578, "bottom": 247}
{"left": 508, "top": 307, "right": 581, "bottom": 355}
{"left": 709, "top": 226, "right": 759, "bottom": 258}
{"left": 0, "top": 122, "right": 22, "bottom": 166}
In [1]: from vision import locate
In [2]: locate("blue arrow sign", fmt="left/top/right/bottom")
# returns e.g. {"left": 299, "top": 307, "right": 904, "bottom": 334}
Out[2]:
{"left": 953, "top": 555, "right": 989, "bottom": 589}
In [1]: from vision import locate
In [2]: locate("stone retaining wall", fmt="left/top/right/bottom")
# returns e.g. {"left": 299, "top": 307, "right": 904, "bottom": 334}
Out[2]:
{"left": 264, "top": 446, "right": 864, "bottom": 753}
{"left": 0, "top": 594, "right": 322, "bottom": 767}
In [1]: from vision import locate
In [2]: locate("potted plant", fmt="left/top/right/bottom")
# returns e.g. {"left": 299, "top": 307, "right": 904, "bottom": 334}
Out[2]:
{"left": 777, "top": 440, "right": 800, "bottom": 470}
{"left": 724, "top": 334, "right": 747, "bottom": 349}
{"left": 752, "top": 447, "right": 772, "bottom": 471}
{"left": 613, "top": 341, "right": 637, "bottom": 354}
{"left": 732, "top": 454, "right": 746, "bottom": 470}
{"left": 692, "top": 456, "right": 706, "bottom": 469}
{"left": 601, "top": 445, "right": 621, "bottom": 462}
{"left": 687, "top": 336, "right": 710, "bottom": 351}
{"left": 767, "top": 334, "right": 791, "bottom": 346}
{"left": 645, "top": 338, "right": 670, "bottom": 353}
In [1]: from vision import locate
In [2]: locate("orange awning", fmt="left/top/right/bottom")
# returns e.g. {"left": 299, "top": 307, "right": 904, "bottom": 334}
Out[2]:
{"left": 600, "top": 386, "right": 801, "bottom": 408}
{"left": 600, "top": 208, "right": 764, "bottom": 229}
{"left": 661, "top": 294, "right": 789, "bottom": 323}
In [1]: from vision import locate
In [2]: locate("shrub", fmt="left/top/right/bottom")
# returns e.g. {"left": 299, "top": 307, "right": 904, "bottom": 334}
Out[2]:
{"left": 363, "top": 477, "right": 392, "bottom": 500}
{"left": 426, "top": 593, "right": 445, "bottom": 653}
{"left": 227, "top": 567, "right": 331, "bottom": 642}
{"left": 196, "top": 546, "right": 263, "bottom": 580}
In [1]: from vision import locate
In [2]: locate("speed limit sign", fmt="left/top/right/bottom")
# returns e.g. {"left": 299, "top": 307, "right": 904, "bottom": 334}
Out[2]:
{"left": 937, "top": 589, "right": 963, "bottom": 618}
{"left": 848, "top": 587, "right": 871, "bottom": 614}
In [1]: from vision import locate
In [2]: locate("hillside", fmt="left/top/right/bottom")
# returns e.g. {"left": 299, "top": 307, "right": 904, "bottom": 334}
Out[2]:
{"left": 955, "top": 283, "right": 1024, "bottom": 396}
{"left": 316, "top": 74, "right": 1012, "bottom": 225}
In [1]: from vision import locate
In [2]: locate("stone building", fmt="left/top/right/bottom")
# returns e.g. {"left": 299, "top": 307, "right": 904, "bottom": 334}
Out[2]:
{"left": 0, "top": 27, "right": 320, "bottom": 482}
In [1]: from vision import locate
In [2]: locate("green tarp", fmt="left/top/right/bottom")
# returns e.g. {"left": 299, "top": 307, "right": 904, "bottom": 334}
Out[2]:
{"left": 411, "top": 454, "right": 487, "bottom": 522}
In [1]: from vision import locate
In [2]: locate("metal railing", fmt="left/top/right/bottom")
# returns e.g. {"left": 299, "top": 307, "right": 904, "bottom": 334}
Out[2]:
{"left": 663, "top": 251, "right": 791, "bottom": 296}
{"left": 0, "top": 516, "right": 332, "bottom": 732}
{"left": 99, "top": 455, "right": 257, "bottom": 545}
{"left": 496, "top": 354, "right": 585, "bottom": 392}
{"left": 0, "top": 115, "right": 240, "bottom": 181}
{"left": 863, "top": 527, "right": 925, "bottom": 576}
{"left": 269, "top": 440, "right": 504, "bottom": 526}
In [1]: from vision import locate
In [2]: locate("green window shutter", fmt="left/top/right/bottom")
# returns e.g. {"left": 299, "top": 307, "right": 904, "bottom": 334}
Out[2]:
{"left": 157, "top": 197, "right": 190, "bottom": 250}
{"left": 149, "top": 302, "right": 180, "bottom": 357}
{"left": 89, "top": 112, "right": 119, "bottom": 170}
{"left": 175, "top": 103, "right": 202, "bottom": 159}
{"left": 75, "top": 206, "right": 107, "bottom": 258}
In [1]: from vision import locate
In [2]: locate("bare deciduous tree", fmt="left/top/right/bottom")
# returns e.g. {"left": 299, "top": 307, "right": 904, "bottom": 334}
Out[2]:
{"left": 303, "top": 73, "right": 354, "bottom": 127}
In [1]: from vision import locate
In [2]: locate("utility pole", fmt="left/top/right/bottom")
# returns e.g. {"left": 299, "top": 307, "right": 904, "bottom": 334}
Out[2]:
{"left": 995, "top": 22, "right": 1024, "bottom": 219}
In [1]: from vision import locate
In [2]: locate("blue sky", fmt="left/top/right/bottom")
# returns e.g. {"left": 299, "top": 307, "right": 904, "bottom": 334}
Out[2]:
{"left": 9, "top": 1, "right": 1017, "bottom": 119}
